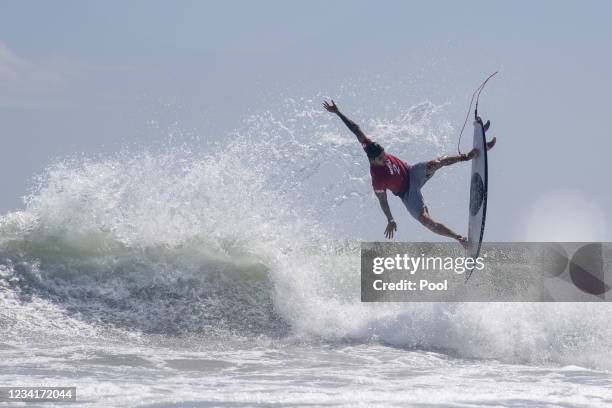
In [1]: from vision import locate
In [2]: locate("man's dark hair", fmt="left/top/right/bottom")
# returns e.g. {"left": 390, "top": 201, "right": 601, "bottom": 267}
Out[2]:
{"left": 365, "top": 142, "right": 384, "bottom": 159}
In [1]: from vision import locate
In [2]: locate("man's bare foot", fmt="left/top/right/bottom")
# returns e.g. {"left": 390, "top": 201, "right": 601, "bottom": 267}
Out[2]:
{"left": 466, "top": 137, "right": 496, "bottom": 160}
{"left": 457, "top": 235, "right": 469, "bottom": 250}
{"left": 467, "top": 148, "right": 479, "bottom": 159}
{"left": 486, "top": 137, "right": 496, "bottom": 151}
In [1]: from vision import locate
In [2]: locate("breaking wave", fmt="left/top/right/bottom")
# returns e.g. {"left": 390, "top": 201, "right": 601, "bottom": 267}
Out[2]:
{"left": 1, "top": 98, "right": 611, "bottom": 370}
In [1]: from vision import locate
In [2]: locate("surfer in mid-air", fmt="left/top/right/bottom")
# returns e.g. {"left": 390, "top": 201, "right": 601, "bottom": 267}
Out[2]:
{"left": 323, "top": 100, "right": 496, "bottom": 246}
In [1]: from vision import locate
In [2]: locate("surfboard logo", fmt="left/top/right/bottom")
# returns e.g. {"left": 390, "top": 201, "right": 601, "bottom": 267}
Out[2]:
{"left": 469, "top": 172, "right": 484, "bottom": 216}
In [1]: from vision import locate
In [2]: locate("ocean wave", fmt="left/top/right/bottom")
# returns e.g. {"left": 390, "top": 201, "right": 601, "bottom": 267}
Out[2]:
{"left": 1, "top": 99, "right": 611, "bottom": 370}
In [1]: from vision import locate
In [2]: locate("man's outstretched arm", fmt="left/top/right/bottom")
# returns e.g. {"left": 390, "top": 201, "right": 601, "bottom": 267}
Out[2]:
{"left": 375, "top": 191, "right": 398, "bottom": 239}
{"left": 323, "top": 100, "right": 368, "bottom": 144}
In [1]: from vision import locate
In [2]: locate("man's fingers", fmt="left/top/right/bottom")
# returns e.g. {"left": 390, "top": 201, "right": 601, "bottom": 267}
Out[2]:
{"left": 385, "top": 224, "right": 396, "bottom": 239}
{"left": 385, "top": 226, "right": 394, "bottom": 239}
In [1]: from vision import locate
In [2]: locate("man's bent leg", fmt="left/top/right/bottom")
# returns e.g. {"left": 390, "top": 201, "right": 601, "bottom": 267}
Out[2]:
{"left": 425, "top": 154, "right": 470, "bottom": 178}
{"left": 425, "top": 137, "right": 497, "bottom": 178}
{"left": 418, "top": 208, "right": 466, "bottom": 246}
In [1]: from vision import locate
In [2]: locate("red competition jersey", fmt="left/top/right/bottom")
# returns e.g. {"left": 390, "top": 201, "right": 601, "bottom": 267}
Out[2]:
{"left": 362, "top": 138, "right": 410, "bottom": 196}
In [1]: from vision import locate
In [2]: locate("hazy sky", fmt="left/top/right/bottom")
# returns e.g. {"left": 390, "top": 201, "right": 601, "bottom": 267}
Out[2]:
{"left": 1, "top": 1, "right": 611, "bottom": 241}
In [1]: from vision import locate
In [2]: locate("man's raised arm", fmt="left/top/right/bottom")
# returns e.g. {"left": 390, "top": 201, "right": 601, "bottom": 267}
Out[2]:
{"left": 323, "top": 100, "right": 368, "bottom": 144}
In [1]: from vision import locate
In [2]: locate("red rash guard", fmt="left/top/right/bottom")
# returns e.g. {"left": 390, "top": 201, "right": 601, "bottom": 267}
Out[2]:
{"left": 362, "top": 137, "right": 410, "bottom": 196}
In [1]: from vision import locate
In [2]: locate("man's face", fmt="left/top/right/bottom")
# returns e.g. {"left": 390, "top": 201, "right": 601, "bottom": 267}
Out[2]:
{"left": 370, "top": 153, "right": 386, "bottom": 166}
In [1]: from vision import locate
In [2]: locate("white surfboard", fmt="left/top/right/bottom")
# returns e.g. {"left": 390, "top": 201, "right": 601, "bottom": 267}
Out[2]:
{"left": 467, "top": 117, "right": 488, "bottom": 261}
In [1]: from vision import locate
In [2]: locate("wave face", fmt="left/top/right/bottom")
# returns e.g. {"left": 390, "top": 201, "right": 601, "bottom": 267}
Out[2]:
{"left": 1, "top": 99, "right": 612, "bottom": 370}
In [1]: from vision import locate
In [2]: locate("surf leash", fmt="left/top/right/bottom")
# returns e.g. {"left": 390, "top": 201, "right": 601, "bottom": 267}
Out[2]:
{"left": 457, "top": 71, "right": 498, "bottom": 155}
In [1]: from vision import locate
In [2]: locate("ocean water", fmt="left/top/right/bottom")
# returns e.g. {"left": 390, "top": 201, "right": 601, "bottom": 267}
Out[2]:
{"left": 1, "top": 101, "right": 611, "bottom": 407}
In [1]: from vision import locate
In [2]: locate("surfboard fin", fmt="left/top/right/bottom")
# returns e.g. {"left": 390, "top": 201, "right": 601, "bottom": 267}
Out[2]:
{"left": 483, "top": 120, "right": 490, "bottom": 132}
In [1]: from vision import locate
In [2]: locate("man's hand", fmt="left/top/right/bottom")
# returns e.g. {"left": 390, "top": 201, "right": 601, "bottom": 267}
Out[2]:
{"left": 322, "top": 99, "right": 339, "bottom": 114}
{"left": 384, "top": 220, "right": 397, "bottom": 239}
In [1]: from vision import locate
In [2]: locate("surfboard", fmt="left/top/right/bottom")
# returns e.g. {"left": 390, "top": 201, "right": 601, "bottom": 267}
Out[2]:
{"left": 466, "top": 116, "right": 488, "bottom": 262}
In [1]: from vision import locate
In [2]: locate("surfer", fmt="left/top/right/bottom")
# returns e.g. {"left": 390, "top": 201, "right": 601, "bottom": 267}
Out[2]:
{"left": 323, "top": 100, "right": 496, "bottom": 246}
